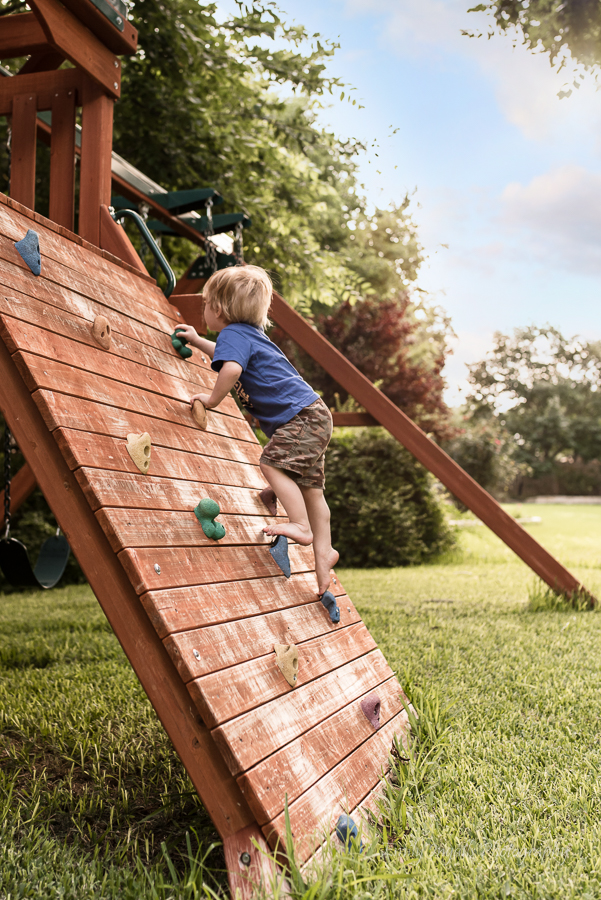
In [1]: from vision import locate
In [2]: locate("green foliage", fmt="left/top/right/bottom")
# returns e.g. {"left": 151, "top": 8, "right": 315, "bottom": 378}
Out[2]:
{"left": 444, "top": 415, "right": 525, "bottom": 501}
{"left": 325, "top": 428, "right": 455, "bottom": 567}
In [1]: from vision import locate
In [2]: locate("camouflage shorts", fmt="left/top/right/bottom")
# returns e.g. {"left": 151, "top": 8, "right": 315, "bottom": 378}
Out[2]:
{"left": 260, "top": 398, "right": 333, "bottom": 489}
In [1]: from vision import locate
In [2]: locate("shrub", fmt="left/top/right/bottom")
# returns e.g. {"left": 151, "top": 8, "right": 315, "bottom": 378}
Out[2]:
{"left": 325, "top": 428, "right": 454, "bottom": 567}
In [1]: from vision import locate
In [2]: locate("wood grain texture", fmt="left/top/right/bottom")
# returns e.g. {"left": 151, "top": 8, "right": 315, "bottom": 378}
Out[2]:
{"left": 0, "top": 67, "right": 81, "bottom": 117}
{"left": 36, "top": 393, "right": 261, "bottom": 465}
{"left": 118, "top": 543, "right": 315, "bottom": 595}
{"left": 169, "top": 293, "right": 206, "bottom": 336}
{"left": 189, "top": 620, "right": 371, "bottom": 730}
{"left": 10, "top": 93, "right": 37, "bottom": 210}
{"left": 140, "top": 574, "right": 345, "bottom": 639}
{"left": 0, "top": 12, "right": 47, "bottom": 60}
{"left": 99, "top": 205, "right": 146, "bottom": 273}
{"left": 60, "top": 0, "right": 138, "bottom": 56}
{"left": 49, "top": 87, "right": 76, "bottom": 230}
{"left": 212, "top": 650, "right": 393, "bottom": 776}
{"left": 163, "top": 598, "right": 361, "bottom": 682}
{"left": 263, "top": 712, "right": 407, "bottom": 862}
{"left": 238, "top": 676, "right": 405, "bottom": 825}
{"left": 223, "top": 823, "right": 282, "bottom": 900}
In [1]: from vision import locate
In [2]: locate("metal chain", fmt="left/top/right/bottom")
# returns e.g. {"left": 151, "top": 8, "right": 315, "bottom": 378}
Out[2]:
{"left": 205, "top": 197, "right": 217, "bottom": 275}
{"left": 6, "top": 126, "right": 11, "bottom": 195}
{"left": 233, "top": 220, "right": 244, "bottom": 266}
{"left": 3, "top": 425, "right": 11, "bottom": 539}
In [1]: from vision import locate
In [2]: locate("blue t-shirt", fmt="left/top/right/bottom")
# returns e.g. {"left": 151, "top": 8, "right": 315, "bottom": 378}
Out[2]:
{"left": 211, "top": 323, "right": 318, "bottom": 437}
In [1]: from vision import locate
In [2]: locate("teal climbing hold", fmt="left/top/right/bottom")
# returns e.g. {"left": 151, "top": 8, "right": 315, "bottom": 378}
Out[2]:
{"left": 171, "top": 328, "right": 193, "bottom": 359}
{"left": 15, "top": 229, "right": 41, "bottom": 275}
{"left": 194, "top": 498, "right": 226, "bottom": 540}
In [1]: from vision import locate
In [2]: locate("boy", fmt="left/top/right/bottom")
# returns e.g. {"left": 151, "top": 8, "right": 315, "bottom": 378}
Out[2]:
{"left": 176, "top": 265, "right": 339, "bottom": 595}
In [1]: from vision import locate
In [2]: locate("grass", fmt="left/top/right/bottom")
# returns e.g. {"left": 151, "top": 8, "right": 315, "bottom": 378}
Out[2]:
{"left": 2, "top": 503, "right": 601, "bottom": 897}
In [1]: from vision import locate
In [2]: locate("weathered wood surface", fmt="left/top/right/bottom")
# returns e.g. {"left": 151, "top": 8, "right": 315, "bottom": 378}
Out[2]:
{"left": 190, "top": 622, "right": 374, "bottom": 730}
{"left": 119, "top": 543, "right": 315, "bottom": 595}
{"left": 163, "top": 598, "right": 361, "bottom": 682}
{"left": 212, "top": 650, "right": 393, "bottom": 776}
{"left": 264, "top": 712, "right": 406, "bottom": 862}
{"left": 10, "top": 93, "right": 37, "bottom": 209}
{"left": 141, "top": 575, "right": 346, "bottom": 638}
{"left": 238, "top": 676, "right": 405, "bottom": 825}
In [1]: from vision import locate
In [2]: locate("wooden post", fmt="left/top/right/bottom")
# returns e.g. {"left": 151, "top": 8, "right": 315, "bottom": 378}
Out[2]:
{"left": 49, "top": 88, "right": 76, "bottom": 230}
{"left": 10, "top": 92, "right": 38, "bottom": 210}
{"left": 79, "top": 77, "right": 113, "bottom": 245}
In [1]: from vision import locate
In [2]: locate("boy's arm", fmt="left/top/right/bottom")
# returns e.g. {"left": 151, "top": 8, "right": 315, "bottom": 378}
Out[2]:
{"left": 190, "top": 360, "right": 243, "bottom": 410}
{"left": 174, "top": 325, "right": 216, "bottom": 359}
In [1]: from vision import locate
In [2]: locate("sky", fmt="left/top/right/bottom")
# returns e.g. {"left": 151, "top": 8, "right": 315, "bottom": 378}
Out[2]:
{"left": 244, "top": 0, "right": 601, "bottom": 404}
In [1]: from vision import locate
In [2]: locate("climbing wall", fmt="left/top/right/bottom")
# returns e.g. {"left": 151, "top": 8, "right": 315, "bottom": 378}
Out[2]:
{"left": 0, "top": 192, "right": 408, "bottom": 873}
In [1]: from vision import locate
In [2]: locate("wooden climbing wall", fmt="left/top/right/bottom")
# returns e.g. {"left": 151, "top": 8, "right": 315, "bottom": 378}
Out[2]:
{"left": 0, "top": 191, "right": 408, "bottom": 886}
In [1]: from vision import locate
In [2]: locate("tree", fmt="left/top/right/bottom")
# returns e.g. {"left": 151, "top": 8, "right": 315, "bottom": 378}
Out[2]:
{"left": 464, "top": 325, "right": 601, "bottom": 476}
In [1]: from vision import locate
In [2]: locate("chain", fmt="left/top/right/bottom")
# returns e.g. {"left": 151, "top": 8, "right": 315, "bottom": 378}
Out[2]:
{"left": 3, "top": 425, "right": 11, "bottom": 539}
{"left": 233, "top": 220, "right": 244, "bottom": 266}
{"left": 205, "top": 197, "right": 217, "bottom": 276}
{"left": 6, "top": 126, "right": 11, "bottom": 195}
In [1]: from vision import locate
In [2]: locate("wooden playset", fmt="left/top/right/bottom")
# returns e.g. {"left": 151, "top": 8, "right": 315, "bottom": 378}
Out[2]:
{"left": 0, "top": 2, "right": 593, "bottom": 896}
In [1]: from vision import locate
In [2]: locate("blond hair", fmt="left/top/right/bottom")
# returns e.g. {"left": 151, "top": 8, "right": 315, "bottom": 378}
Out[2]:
{"left": 203, "top": 266, "right": 272, "bottom": 330}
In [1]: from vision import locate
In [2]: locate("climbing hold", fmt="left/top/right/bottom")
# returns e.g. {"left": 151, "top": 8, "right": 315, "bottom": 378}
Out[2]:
{"left": 194, "top": 497, "right": 226, "bottom": 540}
{"left": 259, "top": 487, "right": 277, "bottom": 516}
{"left": 171, "top": 329, "right": 193, "bottom": 359}
{"left": 360, "top": 693, "right": 381, "bottom": 730}
{"left": 15, "top": 229, "right": 41, "bottom": 275}
{"left": 126, "top": 432, "right": 151, "bottom": 474}
{"left": 319, "top": 590, "right": 340, "bottom": 624}
{"left": 92, "top": 315, "right": 112, "bottom": 350}
{"left": 335, "top": 815, "right": 363, "bottom": 851}
{"left": 192, "top": 399, "right": 207, "bottom": 430}
{"left": 269, "top": 534, "right": 290, "bottom": 578}
{"left": 274, "top": 643, "right": 299, "bottom": 687}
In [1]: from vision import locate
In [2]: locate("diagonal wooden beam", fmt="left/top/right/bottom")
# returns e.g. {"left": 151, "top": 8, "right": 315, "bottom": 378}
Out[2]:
{"left": 0, "top": 12, "right": 48, "bottom": 59}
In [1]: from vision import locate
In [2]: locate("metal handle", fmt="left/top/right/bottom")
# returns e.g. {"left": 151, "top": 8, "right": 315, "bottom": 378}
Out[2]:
{"left": 111, "top": 208, "right": 176, "bottom": 298}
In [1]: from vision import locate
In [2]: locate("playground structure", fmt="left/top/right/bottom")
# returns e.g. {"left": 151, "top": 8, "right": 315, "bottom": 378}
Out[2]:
{"left": 0, "top": 2, "right": 595, "bottom": 897}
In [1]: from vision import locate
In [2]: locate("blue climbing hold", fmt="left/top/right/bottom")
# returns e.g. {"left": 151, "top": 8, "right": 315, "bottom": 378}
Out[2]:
{"left": 171, "top": 328, "right": 193, "bottom": 359}
{"left": 319, "top": 590, "right": 340, "bottom": 624}
{"left": 335, "top": 815, "right": 363, "bottom": 851}
{"left": 15, "top": 229, "right": 41, "bottom": 275}
{"left": 269, "top": 534, "right": 291, "bottom": 578}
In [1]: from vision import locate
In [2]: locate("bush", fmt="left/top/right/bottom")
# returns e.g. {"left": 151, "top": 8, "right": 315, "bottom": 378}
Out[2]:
{"left": 325, "top": 428, "right": 454, "bottom": 567}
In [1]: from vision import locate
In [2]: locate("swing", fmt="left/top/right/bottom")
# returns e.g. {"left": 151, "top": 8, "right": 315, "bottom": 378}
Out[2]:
{"left": 0, "top": 427, "right": 70, "bottom": 589}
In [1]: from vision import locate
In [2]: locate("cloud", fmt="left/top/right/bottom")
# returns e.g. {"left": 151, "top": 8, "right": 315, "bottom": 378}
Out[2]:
{"left": 501, "top": 165, "right": 601, "bottom": 273}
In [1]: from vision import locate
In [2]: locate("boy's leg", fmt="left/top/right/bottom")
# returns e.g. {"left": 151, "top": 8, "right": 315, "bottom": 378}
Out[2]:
{"left": 301, "top": 487, "right": 339, "bottom": 595}
{"left": 260, "top": 461, "right": 313, "bottom": 545}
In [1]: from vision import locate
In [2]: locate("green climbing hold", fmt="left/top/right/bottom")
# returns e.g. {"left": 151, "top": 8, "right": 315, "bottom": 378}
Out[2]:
{"left": 194, "top": 498, "right": 226, "bottom": 540}
{"left": 171, "top": 329, "right": 193, "bottom": 359}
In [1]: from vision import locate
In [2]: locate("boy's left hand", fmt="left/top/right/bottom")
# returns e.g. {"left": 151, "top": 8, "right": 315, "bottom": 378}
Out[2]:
{"left": 190, "top": 392, "right": 213, "bottom": 409}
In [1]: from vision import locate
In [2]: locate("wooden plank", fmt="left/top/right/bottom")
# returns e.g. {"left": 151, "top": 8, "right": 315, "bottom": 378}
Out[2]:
{"left": 0, "top": 333, "right": 254, "bottom": 840}
{"left": 212, "top": 650, "right": 393, "bottom": 777}
{"left": 271, "top": 290, "right": 594, "bottom": 604}
{"left": 189, "top": 623, "right": 378, "bottom": 730}
{"left": 96, "top": 508, "right": 280, "bottom": 553}
{"left": 332, "top": 412, "right": 377, "bottom": 427}
{"left": 60, "top": 0, "right": 139, "bottom": 56}
{"left": 35, "top": 393, "right": 262, "bottom": 466}
{"left": 12, "top": 353, "right": 250, "bottom": 443}
{"left": 169, "top": 293, "right": 206, "bottom": 336}
{"left": 263, "top": 712, "right": 405, "bottom": 862}
{"left": 118, "top": 543, "right": 315, "bottom": 595}
{"left": 0, "top": 12, "right": 48, "bottom": 61}
{"left": 0, "top": 460, "right": 37, "bottom": 517}
{"left": 238, "top": 676, "right": 405, "bottom": 825}
{"left": 18, "top": 48, "right": 65, "bottom": 75}
{"left": 0, "top": 315, "right": 241, "bottom": 419}
{"left": 0, "top": 67, "right": 81, "bottom": 117}
{"left": 75, "top": 468, "right": 272, "bottom": 515}
{"left": 79, "top": 77, "right": 114, "bottom": 245}
{"left": 49, "top": 87, "right": 76, "bottom": 230}
{"left": 223, "top": 823, "right": 282, "bottom": 900}
{"left": 140, "top": 574, "right": 346, "bottom": 639}
{"left": 55, "top": 428, "right": 264, "bottom": 487}
{"left": 10, "top": 93, "right": 37, "bottom": 210}
{"left": 163, "top": 598, "right": 361, "bottom": 682}
{"left": 99, "top": 204, "right": 146, "bottom": 273}
{"left": 30, "top": 0, "right": 122, "bottom": 98}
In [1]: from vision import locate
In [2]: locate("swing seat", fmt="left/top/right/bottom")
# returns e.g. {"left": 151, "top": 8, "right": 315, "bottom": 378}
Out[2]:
{"left": 0, "top": 534, "right": 70, "bottom": 589}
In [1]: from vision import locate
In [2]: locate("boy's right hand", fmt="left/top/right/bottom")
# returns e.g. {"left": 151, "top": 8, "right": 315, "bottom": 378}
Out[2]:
{"left": 174, "top": 324, "right": 199, "bottom": 346}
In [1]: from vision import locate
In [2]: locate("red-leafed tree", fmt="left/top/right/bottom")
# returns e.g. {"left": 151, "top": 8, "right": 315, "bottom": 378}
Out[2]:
{"left": 271, "top": 293, "right": 455, "bottom": 442}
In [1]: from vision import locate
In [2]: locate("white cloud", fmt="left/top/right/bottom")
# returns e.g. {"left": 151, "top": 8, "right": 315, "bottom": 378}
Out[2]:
{"left": 501, "top": 165, "right": 601, "bottom": 273}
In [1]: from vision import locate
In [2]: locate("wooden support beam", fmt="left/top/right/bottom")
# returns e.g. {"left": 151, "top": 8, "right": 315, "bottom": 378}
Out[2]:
{"left": 79, "top": 78, "right": 114, "bottom": 246}
{"left": 0, "top": 68, "right": 82, "bottom": 117}
{"left": 49, "top": 88, "right": 77, "bottom": 230}
{"left": 0, "top": 334, "right": 255, "bottom": 842}
{"left": 19, "top": 49, "right": 65, "bottom": 76}
{"left": 29, "top": 0, "right": 122, "bottom": 99}
{"left": 332, "top": 412, "right": 377, "bottom": 427}
{"left": 10, "top": 93, "right": 38, "bottom": 210}
{"left": 60, "top": 0, "right": 138, "bottom": 56}
{"left": 269, "top": 292, "right": 594, "bottom": 604}
{"left": 0, "top": 461, "right": 37, "bottom": 518}
{"left": 0, "top": 12, "right": 48, "bottom": 59}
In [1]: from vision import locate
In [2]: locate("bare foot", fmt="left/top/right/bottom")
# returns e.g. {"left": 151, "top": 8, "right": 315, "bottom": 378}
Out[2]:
{"left": 263, "top": 522, "right": 313, "bottom": 546}
{"left": 259, "top": 487, "right": 277, "bottom": 516}
{"left": 316, "top": 547, "right": 340, "bottom": 595}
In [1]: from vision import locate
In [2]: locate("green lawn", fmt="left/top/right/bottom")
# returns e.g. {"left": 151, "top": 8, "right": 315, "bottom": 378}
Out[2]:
{"left": 2, "top": 504, "right": 601, "bottom": 898}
